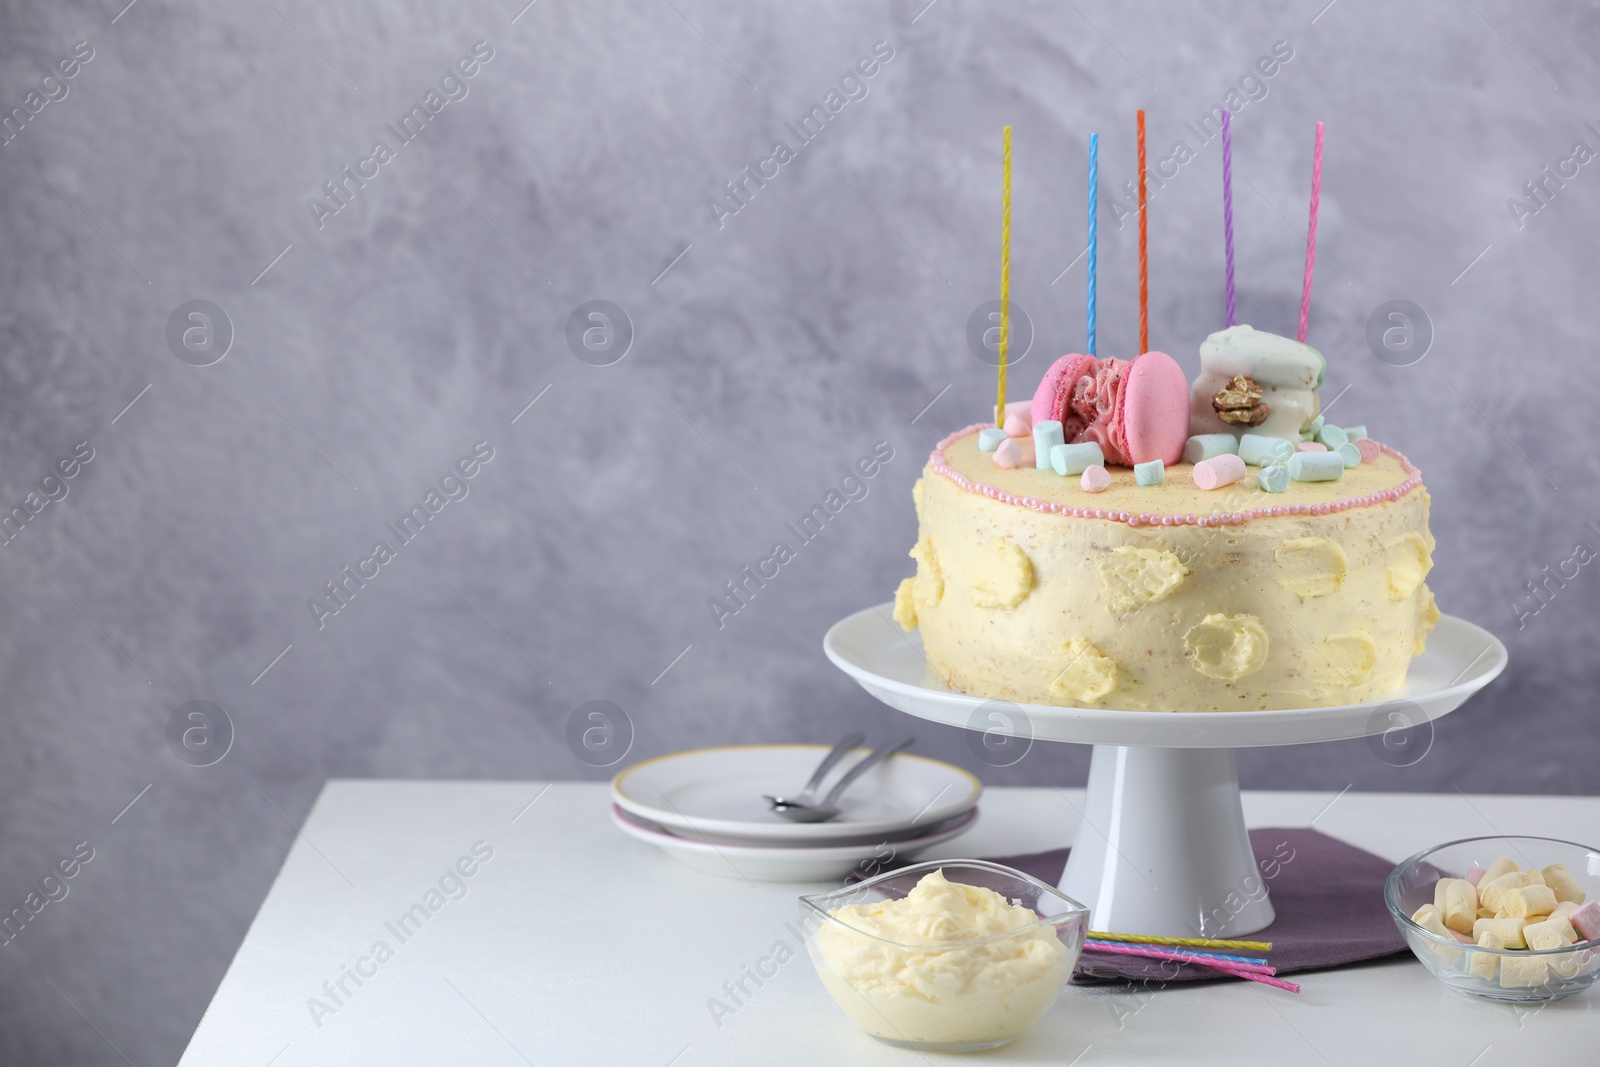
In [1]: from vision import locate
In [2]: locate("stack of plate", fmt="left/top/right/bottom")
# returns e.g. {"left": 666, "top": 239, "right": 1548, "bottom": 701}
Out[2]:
{"left": 610, "top": 744, "right": 982, "bottom": 882}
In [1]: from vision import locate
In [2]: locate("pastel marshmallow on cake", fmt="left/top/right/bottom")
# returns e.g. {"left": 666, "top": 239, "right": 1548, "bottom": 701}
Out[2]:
{"left": 993, "top": 438, "right": 1026, "bottom": 469}
{"left": 1051, "top": 442, "right": 1104, "bottom": 477}
{"left": 1033, "top": 420, "right": 1065, "bottom": 470}
{"left": 1183, "top": 433, "right": 1238, "bottom": 464}
{"left": 1189, "top": 324, "right": 1325, "bottom": 441}
{"left": 1239, "top": 433, "right": 1295, "bottom": 467}
{"left": 1192, "top": 453, "right": 1246, "bottom": 490}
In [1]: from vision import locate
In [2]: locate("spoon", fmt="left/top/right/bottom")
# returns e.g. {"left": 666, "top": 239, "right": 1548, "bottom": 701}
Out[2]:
{"left": 763, "top": 733, "right": 863, "bottom": 816}
{"left": 765, "top": 736, "right": 915, "bottom": 823}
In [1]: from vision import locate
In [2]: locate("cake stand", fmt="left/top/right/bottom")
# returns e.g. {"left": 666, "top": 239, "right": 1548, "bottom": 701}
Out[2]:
{"left": 823, "top": 606, "right": 1507, "bottom": 938}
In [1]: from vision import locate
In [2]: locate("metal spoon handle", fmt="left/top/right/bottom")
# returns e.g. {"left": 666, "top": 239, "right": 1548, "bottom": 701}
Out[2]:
{"left": 799, "top": 733, "right": 865, "bottom": 800}
{"left": 818, "top": 736, "right": 914, "bottom": 810}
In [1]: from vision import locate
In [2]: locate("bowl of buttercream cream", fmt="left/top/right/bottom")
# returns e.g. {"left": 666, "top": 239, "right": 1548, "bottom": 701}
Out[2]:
{"left": 798, "top": 860, "right": 1088, "bottom": 1052}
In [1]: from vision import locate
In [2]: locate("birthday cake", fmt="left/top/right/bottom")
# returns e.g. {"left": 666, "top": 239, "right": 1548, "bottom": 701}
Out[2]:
{"left": 892, "top": 116, "right": 1436, "bottom": 712}
{"left": 893, "top": 329, "right": 1435, "bottom": 712}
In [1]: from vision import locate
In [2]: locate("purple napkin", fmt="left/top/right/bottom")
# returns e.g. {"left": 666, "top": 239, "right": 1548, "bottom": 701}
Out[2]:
{"left": 984, "top": 828, "right": 1409, "bottom": 984}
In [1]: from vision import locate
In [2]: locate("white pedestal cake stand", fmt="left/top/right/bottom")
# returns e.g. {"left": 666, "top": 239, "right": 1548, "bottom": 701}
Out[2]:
{"left": 824, "top": 606, "right": 1507, "bottom": 939}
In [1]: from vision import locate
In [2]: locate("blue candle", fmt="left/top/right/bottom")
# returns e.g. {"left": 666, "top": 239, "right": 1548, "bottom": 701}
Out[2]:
{"left": 1087, "top": 132, "right": 1098, "bottom": 357}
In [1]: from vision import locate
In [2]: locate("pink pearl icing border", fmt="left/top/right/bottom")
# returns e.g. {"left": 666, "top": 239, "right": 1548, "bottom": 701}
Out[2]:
{"left": 930, "top": 423, "right": 1423, "bottom": 528}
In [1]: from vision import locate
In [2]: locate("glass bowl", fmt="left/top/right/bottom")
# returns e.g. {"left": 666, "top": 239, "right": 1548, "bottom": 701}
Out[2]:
{"left": 1385, "top": 835, "right": 1600, "bottom": 1002}
{"left": 798, "top": 860, "right": 1088, "bottom": 1052}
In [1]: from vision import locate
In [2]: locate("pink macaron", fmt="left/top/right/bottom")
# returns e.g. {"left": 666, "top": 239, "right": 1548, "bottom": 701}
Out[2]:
{"left": 1031, "top": 353, "right": 1097, "bottom": 434}
{"left": 1029, "top": 351, "right": 1189, "bottom": 467}
{"left": 1117, "top": 351, "right": 1191, "bottom": 466}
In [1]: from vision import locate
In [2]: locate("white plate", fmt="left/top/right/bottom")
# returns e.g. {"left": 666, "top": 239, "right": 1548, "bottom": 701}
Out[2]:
{"left": 630, "top": 805, "right": 981, "bottom": 849}
{"left": 823, "top": 607, "right": 1508, "bottom": 749}
{"left": 611, "top": 744, "right": 981, "bottom": 844}
{"left": 611, "top": 803, "right": 980, "bottom": 882}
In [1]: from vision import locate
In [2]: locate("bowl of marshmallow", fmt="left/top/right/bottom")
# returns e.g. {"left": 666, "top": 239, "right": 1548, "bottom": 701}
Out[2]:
{"left": 1386, "top": 835, "right": 1600, "bottom": 1002}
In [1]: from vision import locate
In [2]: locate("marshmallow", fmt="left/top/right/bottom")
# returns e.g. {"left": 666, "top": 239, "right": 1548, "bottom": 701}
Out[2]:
{"left": 1551, "top": 900, "right": 1578, "bottom": 921}
{"left": 1473, "top": 916, "right": 1527, "bottom": 948}
{"left": 1353, "top": 438, "right": 1382, "bottom": 464}
{"left": 1004, "top": 400, "right": 1033, "bottom": 421}
{"left": 1412, "top": 904, "right": 1463, "bottom": 965}
{"left": 1134, "top": 460, "right": 1165, "bottom": 486}
{"left": 994, "top": 438, "right": 1025, "bottom": 469}
{"left": 1480, "top": 869, "right": 1543, "bottom": 912}
{"left": 1482, "top": 856, "right": 1520, "bottom": 884}
{"left": 1080, "top": 465, "right": 1111, "bottom": 493}
{"left": 1468, "top": 930, "right": 1502, "bottom": 979}
{"left": 1183, "top": 434, "right": 1239, "bottom": 464}
{"left": 1529, "top": 912, "right": 1584, "bottom": 977}
{"left": 1499, "top": 953, "right": 1550, "bottom": 989}
{"left": 1342, "top": 424, "right": 1367, "bottom": 442}
{"left": 978, "top": 428, "right": 1008, "bottom": 452}
{"left": 1477, "top": 907, "right": 1495, "bottom": 920}
{"left": 1524, "top": 916, "right": 1577, "bottom": 951}
{"left": 1503, "top": 884, "right": 1558, "bottom": 919}
{"left": 1542, "top": 863, "right": 1586, "bottom": 905}
{"left": 1033, "top": 420, "right": 1065, "bottom": 470}
{"left": 1257, "top": 465, "right": 1291, "bottom": 493}
{"left": 1466, "top": 867, "right": 1489, "bottom": 887}
{"left": 1435, "top": 878, "right": 1478, "bottom": 933}
{"left": 1004, "top": 411, "right": 1031, "bottom": 438}
{"left": 1287, "top": 451, "right": 1345, "bottom": 482}
{"left": 1192, "top": 453, "right": 1247, "bottom": 491}
{"left": 1307, "top": 415, "right": 1325, "bottom": 436}
{"left": 1316, "top": 423, "right": 1349, "bottom": 449}
{"left": 1568, "top": 899, "right": 1600, "bottom": 942}
{"left": 1050, "top": 441, "right": 1104, "bottom": 476}
{"left": 1296, "top": 441, "right": 1327, "bottom": 452}
{"left": 1239, "top": 433, "right": 1295, "bottom": 467}
{"left": 1337, "top": 442, "right": 1362, "bottom": 468}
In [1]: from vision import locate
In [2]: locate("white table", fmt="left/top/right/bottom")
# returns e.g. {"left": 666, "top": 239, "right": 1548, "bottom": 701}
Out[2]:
{"left": 179, "top": 783, "right": 1600, "bottom": 1066}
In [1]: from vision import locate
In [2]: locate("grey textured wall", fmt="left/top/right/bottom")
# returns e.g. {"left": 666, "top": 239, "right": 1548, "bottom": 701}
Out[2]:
{"left": 1, "top": 0, "right": 1597, "bottom": 1062}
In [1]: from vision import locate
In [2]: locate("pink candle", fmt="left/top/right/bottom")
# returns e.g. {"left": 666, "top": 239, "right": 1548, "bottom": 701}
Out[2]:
{"left": 1298, "top": 121, "right": 1324, "bottom": 344}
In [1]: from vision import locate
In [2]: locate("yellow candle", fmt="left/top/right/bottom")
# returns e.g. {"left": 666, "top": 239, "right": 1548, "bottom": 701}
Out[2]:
{"left": 996, "top": 125, "right": 1012, "bottom": 428}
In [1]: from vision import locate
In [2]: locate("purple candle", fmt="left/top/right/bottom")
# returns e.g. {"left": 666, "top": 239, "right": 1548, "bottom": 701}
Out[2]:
{"left": 1221, "top": 109, "right": 1236, "bottom": 328}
